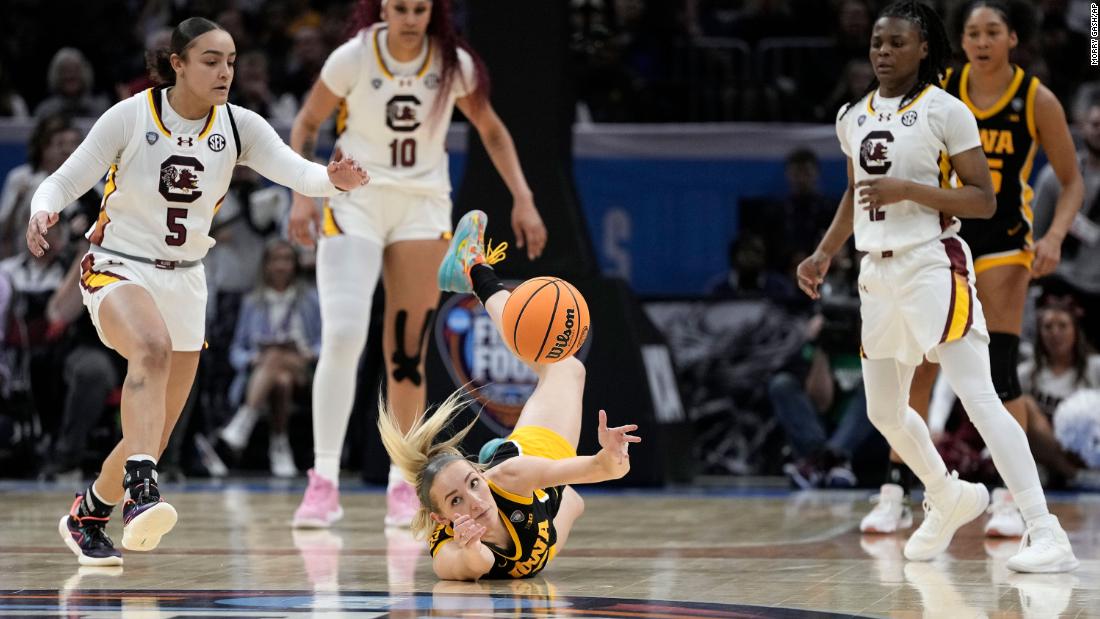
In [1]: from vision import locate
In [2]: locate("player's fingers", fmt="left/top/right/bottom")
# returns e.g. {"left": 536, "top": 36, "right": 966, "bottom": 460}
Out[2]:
{"left": 598, "top": 409, "right": 608, "bottom": 429}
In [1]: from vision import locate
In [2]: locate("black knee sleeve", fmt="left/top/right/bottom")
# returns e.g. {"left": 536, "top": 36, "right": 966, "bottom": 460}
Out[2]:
{"left": 988, "top": 332, "right": 1022, "bottom": 401}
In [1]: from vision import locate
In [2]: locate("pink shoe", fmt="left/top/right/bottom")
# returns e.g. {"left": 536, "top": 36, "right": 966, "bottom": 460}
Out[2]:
{"left": 293, "top": 469, "right": 343, "bottom": 529}
{"left": 385, "top": 478, "right": 418, "bottom": 527}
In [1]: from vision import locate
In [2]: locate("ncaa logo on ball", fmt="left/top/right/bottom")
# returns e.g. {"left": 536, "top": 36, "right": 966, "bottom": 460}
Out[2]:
{"left": 435, "top": 283, "right": 591, "bottom": 432}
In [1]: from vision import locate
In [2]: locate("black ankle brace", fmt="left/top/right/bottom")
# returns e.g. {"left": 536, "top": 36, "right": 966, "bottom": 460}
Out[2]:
{"left": 471, "top": 264, "right": 505, "bottom": 305}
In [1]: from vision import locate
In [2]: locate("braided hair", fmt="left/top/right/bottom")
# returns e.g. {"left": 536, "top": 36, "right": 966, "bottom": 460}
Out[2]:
{"left": 840, "top": 1, "right": 952, "bottom": 119}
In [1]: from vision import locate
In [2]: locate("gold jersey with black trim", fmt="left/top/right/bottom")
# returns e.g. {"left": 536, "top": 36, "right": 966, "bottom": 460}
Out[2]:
{"left": 428, "top": 452, "right": 562, "bottom": 579}
{"left": 943, "top": 64, "right": 1040, "bottom": 272}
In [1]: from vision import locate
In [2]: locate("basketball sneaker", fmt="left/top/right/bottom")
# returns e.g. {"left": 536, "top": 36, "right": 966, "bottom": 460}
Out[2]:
{"left": 1005, "top": 514, "right": 1079, "bottom": 573}
{"left": 903, "top": 472, "right": 989, "bottom": 561}
{"left": 438, "top": 209, "right": 507, "bottom": 294}
{"left": 121, "top": 481, "right": 177, "bottom": 552}
{"left": 58, "top": 494, "right": 123, "bottom": 566}
{"left": 293, "top": 469, "right": 343, "bottom": 528}
{"left": 860, "top": 484, "right": 913, "bottom": 533}
{"left": 385, "top": 477, "right": 418, "bottom": 527}
{"left": 984, "top": 487, "right": 1025, "bottom": 538}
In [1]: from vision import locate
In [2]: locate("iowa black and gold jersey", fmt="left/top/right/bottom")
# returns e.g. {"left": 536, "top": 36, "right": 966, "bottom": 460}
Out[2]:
{"left": 943, "top": 64, "right": 1040, "bottom": 272}
{"left": 428, "top": 480, "right": 562, "bottom": 579}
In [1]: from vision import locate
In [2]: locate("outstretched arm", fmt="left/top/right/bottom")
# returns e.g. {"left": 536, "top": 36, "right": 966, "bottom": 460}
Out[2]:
{"left": 487, "top": 410, "right": 640, "bottom": 496}
{"left": 234, "top": 105, "right": 366, "bottom": 198}
{"left": 430, "top": 516, "right": 495, "bottom": 581}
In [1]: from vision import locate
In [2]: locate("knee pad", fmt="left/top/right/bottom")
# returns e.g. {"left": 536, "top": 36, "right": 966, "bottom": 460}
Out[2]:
{"left": 988, "top": 332, "right": 1022, "bottom": 401}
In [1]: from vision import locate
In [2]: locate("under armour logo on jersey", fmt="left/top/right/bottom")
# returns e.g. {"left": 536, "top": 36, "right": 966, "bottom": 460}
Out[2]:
{"left": 878, "top": 112, "right": 892, "bottom": 122}
{"left": 177, "top": 137, "right": 194, "bottom": 147}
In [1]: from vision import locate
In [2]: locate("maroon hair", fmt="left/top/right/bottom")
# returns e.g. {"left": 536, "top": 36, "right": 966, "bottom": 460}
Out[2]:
{"left": 349, "top": 0, "right": 491, "bottom": 122}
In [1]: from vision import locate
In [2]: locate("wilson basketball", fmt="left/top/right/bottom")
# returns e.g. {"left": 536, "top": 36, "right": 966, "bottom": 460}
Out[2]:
{"left": 501, "top": 277, "right": 590, "bottom": 364}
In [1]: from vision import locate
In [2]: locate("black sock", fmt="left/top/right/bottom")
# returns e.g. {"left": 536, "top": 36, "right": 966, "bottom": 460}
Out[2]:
{"left": 888, "top": 461, "right": 916, "bottom": 496}
{"left": 123, "top": 459, "right": 160, "bottom": 501}
{"left": 77, "top": 483, "right": 115, "bottom": 519}
{"left": 471, "top": 263, "right": 505, "bottom": 305}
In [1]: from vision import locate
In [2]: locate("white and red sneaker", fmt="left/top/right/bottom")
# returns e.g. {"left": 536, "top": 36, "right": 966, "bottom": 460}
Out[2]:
{"left": 384, "top": 477, "right": 418, "bottom": 528}
{"left": 293, "top": 469, "right": 343, "bottom": 528}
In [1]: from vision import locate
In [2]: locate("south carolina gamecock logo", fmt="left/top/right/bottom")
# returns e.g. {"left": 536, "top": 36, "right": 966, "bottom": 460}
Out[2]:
{"left": 859, "top": 130, "right": 893, "bottom": 175}
{"left": 158, "top": 155, "right": 204, "bottom": 203}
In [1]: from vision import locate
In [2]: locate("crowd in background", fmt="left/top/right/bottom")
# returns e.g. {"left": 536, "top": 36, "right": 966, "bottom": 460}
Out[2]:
{"left": 0, "top": 0, "right": 1097, "bottom": 487}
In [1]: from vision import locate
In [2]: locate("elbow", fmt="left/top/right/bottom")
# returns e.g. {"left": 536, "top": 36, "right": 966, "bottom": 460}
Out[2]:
{"left": 976, "top": 188, "right": 996, "bottom": 219}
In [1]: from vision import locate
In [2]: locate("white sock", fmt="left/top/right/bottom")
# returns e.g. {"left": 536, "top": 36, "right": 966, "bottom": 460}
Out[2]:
{"left": 127, "top": 454, "right": 157, "bottom": 465}
{"left": 311, "top": 235, "right": 383, "bottom": 491}
{"left": 314, "top": 455, "right": 340, "bottom": 486}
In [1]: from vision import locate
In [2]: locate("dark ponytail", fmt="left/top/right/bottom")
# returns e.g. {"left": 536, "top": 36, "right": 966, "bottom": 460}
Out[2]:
{"left": 145, "top": 17, "right": 224, "bottom": 85}
{"left": 840, "top": 1, "right": 951, "bottom": 120}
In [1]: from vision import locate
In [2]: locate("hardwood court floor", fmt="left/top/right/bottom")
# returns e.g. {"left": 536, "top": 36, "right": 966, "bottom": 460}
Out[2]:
{"left": 0, "top": 480, "right": 1097, "bottom": 617}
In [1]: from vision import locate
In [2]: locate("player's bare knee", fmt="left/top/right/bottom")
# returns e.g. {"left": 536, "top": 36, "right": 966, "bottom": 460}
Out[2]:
{"left": 134, "top": 334, "right": 172, "bottom": 374}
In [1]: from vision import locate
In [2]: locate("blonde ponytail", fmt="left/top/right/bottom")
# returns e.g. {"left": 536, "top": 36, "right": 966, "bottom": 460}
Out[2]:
{"left": 377, "top": 388, "right": 480, "bottom": 538}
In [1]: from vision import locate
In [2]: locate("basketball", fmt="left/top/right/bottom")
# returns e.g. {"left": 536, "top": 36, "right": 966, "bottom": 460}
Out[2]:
{"left": 501, "top": 277, "right": 590, "bottom": 364}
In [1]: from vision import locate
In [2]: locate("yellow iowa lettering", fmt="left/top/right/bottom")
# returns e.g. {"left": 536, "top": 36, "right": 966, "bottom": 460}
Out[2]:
{"left": 508, "top": 521, "right": 551, "bottom": 578}
{"left": 979, "top": 129, "right": 1015, "bottom": 155}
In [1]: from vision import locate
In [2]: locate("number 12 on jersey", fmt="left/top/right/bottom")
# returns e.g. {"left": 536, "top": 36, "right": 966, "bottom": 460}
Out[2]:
{"left": 389, "top": 138, "right": 416, "bottom": 168}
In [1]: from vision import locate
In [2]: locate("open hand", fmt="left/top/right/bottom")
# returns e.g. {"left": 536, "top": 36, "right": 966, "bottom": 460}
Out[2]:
{"left": 511, "top": 195, "right": 546, "bottom": 260}
{"left": 451, "top": 514, "right": 487, "bottom": 548}
{"left": 597, "top": 409, "right": 641, "bottom": 468}
{"left": 26, "top": 211, "right": 59, "bottom": 257}
{"left": 326, "top": 148, "right": 369, "bottom": 191}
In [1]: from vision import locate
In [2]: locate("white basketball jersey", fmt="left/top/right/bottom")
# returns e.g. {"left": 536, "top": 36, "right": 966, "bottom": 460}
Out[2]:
{"left": 324, "top": 25, "right": 475, "bottom": 195}
{"left": 837, "top": 86, "right": 982, "bottom": 253}
{"left": 89, "top": 87, "right": 237, "bottom": 262}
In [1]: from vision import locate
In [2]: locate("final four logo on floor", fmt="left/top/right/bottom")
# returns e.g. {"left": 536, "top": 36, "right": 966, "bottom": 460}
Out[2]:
{"left": 435, "top": 283, "right": 591, "bottom": 433}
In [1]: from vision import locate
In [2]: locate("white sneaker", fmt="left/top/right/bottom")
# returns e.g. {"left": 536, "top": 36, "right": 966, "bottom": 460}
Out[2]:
{"left": 220, "top": 406, "right": 260, "bottom": 450}
{"left": 269, "top": 433, "right": 298, "bottom": 478}
{"left": 904, "top": 472, "right": 989, "bottom": 561}
{"left": 984, "top": 487, "right": 1025, "bottom": 537}
{"left": 860, "top": 484, "right": 913, "bottom": 533}
{"left": 1006, "top": 514, "right": 1079, "bottom": 573}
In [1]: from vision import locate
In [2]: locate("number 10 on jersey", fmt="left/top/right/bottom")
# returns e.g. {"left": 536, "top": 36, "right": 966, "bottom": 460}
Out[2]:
{"left": 389, "top": 138, "right": 416, "bottom": 167}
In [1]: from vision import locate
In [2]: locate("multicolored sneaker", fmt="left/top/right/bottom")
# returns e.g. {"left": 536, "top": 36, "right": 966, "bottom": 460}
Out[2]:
{"left": 121, "top": 482, "right": 177, "bottom": 552}
{"left": 58, "top": 494, "right": 123, "bottom": 566}
{"left": 385, "top": 477, "right": 418, "bottom": 528}
{"left": 437, "top": 209, "right": 507, "bottom": 294}
{"left": 293, "top": 469, "right": 344, "bottom": 528}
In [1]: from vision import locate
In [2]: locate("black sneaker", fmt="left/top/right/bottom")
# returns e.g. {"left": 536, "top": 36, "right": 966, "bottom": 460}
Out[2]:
{"left": 121, "top": 479, "right": 177, "bottom": 552}
{"left": 58, "top": 494, "right": 123, "bottom": 566}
